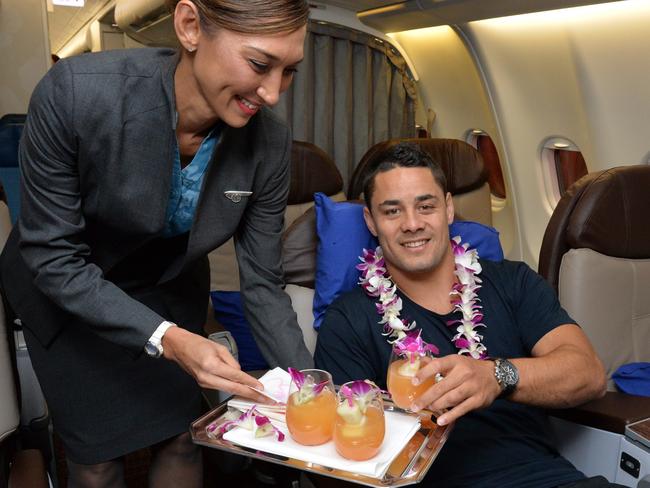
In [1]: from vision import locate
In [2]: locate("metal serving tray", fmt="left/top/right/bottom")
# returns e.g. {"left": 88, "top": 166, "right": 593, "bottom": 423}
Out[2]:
{"left": 190, "top": 397, "right": 452, "bottom": 487}
{"left": 626, "top": 417, "right": 650, "bottom": 450}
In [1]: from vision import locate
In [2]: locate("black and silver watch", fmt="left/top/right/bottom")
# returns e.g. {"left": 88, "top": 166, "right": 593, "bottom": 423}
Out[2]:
{"left": 492, "top": 358, "right": 519, "bottom": 398}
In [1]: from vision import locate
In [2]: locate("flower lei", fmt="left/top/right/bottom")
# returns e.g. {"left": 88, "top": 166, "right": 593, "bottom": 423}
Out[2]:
{"left": 357, "top": 236, "right": 487, "bottom": 359}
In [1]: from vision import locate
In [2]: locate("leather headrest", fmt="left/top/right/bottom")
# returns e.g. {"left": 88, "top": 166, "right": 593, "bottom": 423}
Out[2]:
{"left": 539, "top": 165, "right": 650, "bottom": 292}
{"left": 567, "top": 166, "right": 650, "bottom": 255}
{"left": 348, "top": 138, "right": 487, "bottom": 199}
{"left": 288, "top": 141, "right": 343, "bottom": 205}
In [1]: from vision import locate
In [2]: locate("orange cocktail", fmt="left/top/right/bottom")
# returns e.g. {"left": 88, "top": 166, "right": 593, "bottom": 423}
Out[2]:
{"left": 386, "top": 331, "right": 439, "bottom": 411}
{"left": 286, "top": 368, "right": 336, "bottom": 446}
{"left": 334, "top": 380, "right": 385, "bottom": 461}
{"left": 387, "top": 357, "right": 436, "bottom": 410}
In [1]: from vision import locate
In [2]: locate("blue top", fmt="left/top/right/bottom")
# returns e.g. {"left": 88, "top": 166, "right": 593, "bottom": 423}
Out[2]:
{"left": 163, "top": 127, "right": 220, "bottom": 237}
{"left": 315, "top": 259, "right": 585, "bottom": 488}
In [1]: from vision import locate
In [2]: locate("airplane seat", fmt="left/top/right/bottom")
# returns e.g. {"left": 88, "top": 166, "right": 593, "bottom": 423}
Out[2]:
{"left": 206, "top": 141, "right": 344, "bottom": 372}
{"left": 347, "top": 137, "right": 492, "bottom": 226}
{"left": 0, "top": 183, "right": 12, "bottom": 250}
{"left": 538, "top": 165, "right": 650, "bottom": 484}
{"left": 0, "top": 279, "right": 50, "bottom": 487}
{"left": 0, "top": 118, "right": 53, "bottom": 487}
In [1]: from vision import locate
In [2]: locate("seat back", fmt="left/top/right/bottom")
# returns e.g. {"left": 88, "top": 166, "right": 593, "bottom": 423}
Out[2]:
{"left": 0, "top": 289, "right": 19, "bottom": 445}
{"left": 347, "top": 138, "right": 492, "bottom": 226}
{"left": 539, "top": 166, "right": 650, "bottom": 385}
{"left": 209, "top": 140, "right": 344, "bottom": 293}
{"left": 282, "top": 207, "right": 319, "bottom": 355}
{"left": 0, "top": 114, "right": 26, "bottom": 223}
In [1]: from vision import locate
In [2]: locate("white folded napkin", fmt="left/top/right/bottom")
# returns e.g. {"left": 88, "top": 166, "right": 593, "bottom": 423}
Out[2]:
{"left": 223, "top": 410, "right": 421, "bottom": 479}
{"left": 227, "top": 367, "right": 291, "bottom": 422}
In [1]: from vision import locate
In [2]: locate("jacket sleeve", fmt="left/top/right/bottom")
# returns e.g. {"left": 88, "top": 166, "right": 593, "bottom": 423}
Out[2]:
{"left": 16, "top": 60, "right": 166, "bottom": 352}
{"left": 234, "top": 126, "right": 313, "bottom": 370}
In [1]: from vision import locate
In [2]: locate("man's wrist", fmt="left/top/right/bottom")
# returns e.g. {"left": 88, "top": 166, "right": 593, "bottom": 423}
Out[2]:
{"left": 144, "top": 321, "right": 177, "bottom": 358}
{"left": 492, "top": 358, "right": 519, "bottom": 398}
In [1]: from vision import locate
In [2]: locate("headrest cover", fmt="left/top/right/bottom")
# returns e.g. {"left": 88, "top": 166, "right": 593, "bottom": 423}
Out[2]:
{"left": 348, "top": 138, "right": 487, "bottom": 199}
{"left": 288, "top": 141, "right": 343, "bottom": 205}
{"left": 567, "top": 166, "right": 650, "bottom": 257}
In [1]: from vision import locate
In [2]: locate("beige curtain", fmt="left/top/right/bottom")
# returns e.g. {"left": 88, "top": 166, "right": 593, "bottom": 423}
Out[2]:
{"left": 273, "top": 21, "right": 417, "bottom": 190}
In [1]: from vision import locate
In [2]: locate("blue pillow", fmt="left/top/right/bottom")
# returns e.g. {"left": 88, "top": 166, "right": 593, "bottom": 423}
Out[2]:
{"left": 312, "top": 193, "right": 504, "bottom": 329}
{"left": 210, "top": 291, "right": 269, "bottom": 371}
{"left": 612, "top": 362, "right": 650, "bottom": 397}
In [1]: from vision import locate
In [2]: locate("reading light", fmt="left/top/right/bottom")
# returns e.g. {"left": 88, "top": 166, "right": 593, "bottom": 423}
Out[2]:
{"left": 53, "top": 0, "right": 84, "bottom": 6}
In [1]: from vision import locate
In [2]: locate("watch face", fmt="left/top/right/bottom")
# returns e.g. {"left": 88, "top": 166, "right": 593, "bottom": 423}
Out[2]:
{"left": 501, "top": 362, "right": 518, "bottom": 385}
{"left": 145, "top": 341, "right": 162, "bottom": 358}
{"left": 495, "top": 359, "right": 519, "bottom": 393}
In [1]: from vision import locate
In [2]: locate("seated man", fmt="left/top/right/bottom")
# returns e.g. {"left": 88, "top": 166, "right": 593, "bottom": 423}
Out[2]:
{"left": 314, "top": 142, "right": 617, "bottom": 487}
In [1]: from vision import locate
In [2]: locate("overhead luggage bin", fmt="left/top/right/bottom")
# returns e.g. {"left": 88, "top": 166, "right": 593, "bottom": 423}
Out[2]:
{"left": 356, "top": 0, "right": 626, "bottom": 32}
{"left": 115, "top": 0, "right": 176, "bottom": 46}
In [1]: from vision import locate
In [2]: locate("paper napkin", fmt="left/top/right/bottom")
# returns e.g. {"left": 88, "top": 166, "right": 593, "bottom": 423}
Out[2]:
{"left": 226, "top": 367, "right": 291, "bottom": 422}
{"left": 223, "top": 410, "right": 421, "bottom": 479}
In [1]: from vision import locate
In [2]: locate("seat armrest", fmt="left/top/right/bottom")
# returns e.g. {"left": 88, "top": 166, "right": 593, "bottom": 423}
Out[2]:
{"left": 549, "top": 391, "right": 650, "bottom": 434}
{"left": 8, "top": 448, "right": 49, "bottom": 488}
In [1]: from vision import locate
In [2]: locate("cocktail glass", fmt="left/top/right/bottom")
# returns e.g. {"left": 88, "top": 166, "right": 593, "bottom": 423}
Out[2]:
{"left": 334, "top": 380, "right": 385, "bottom": 461}
{"left": 386, "top": 332, "right": 439, "bottom": 411}
{"left": 285, "top": 368, "right": 336, "bottom": 446}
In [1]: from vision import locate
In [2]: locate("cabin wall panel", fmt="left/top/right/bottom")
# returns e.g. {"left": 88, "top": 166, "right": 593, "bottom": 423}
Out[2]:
{"left": 0, "top": 0, "right": 51, "bottom": 114}
{"left": 568, "top": 9, "right": 650, "bottom": 166}
{"left": 458, "top": 0, "right": 650, "bottom": 267}
{"left": 390, "top": 27, "right": 521, "bottom": 261}
{"left": 461, "top": 22, "right": 592, "bottom": 266}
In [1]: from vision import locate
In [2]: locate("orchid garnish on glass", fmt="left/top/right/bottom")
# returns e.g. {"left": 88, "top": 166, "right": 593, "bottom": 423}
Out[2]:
{"left": 337, "top": 380, "right": 382, "bottom": 425}
{"left": 208, "top": 405, "right": 285, "bottom": 441}
{"left": 288, "top": 367, "right": 330, "bottom": 405}
{"left": 357, "top": 237, "right": 488, "bottom": 359}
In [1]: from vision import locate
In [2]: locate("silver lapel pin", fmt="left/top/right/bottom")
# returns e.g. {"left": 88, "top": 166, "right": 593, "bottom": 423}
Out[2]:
{"left": 224, "top": 190, "right": 252, "bottom": 203}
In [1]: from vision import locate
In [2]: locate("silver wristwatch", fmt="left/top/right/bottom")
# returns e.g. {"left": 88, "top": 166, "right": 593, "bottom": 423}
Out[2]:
{"left": 493, "top": 358, "right": 519, "bottom": 398}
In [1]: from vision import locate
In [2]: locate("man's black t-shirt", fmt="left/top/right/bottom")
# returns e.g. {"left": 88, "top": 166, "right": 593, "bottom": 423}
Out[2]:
{"left": 315, "top": 259, "right": 586, "bottom": 488}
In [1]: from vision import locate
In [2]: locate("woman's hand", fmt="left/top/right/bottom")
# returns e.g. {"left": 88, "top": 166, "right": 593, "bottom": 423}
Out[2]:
{"left": 410, "top": 355, "right": 501, "bottom": 426}
{"left": 161, "top": 326, "right": 270, "bottom": 404}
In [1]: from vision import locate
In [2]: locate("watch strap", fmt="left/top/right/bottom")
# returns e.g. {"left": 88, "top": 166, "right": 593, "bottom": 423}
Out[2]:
{"left": 145, "top": 321, "right": 177, "bottom": 358}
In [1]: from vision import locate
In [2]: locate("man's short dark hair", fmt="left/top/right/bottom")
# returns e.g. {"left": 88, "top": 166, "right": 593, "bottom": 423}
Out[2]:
{"left": 362, "top": 142, "right": 448, "bottom": 209}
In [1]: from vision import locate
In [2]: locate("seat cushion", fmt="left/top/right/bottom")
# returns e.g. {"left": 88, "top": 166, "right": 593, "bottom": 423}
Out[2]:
{"left": 559, "top": 248, "right": 650, "bottom": 386}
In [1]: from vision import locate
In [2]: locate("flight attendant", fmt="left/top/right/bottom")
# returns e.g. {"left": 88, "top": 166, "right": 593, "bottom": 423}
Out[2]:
{"left": 0, "top": 0, "right": 312, "bottom": 486}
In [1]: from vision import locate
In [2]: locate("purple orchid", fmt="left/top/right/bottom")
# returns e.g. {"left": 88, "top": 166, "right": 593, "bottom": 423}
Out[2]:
{"left": 393, "top": 330, "right": 440, "bottom": 361}
{"left": 210, "top": 405, "right": 284, "bottom": 441}
{"left": 337, "top": 380, "right": 382, "bottom": 424}
{"left": 288, "top": 368, "right": 330, "bottom": 405}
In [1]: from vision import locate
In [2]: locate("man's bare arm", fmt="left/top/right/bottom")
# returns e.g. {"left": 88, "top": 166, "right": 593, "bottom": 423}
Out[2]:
{"left": 412, "top": 324, "right": 607, "bottom": 426}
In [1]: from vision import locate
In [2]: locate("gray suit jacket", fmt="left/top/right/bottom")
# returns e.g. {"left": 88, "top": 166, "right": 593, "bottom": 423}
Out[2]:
{"left": 0, "top": 48, "right": 312, "bottom": 369}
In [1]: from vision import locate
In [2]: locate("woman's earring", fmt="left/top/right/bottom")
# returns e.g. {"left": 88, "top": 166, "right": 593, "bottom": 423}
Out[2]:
{"left": 187, "top": 46, "right": 196, "bottom": 53}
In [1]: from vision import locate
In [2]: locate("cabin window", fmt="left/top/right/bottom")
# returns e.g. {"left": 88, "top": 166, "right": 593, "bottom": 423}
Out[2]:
{"left": 272, "top": 21, "right": 417, "bottom": 190}
{"left": 467, "top": 130, "right": 506, "bottom": 199}
{"left": 541, "top": 138, "right": 588, "bottom": 205}
{"left": 554, "top": 148, "right": 588, "bottom": 195}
